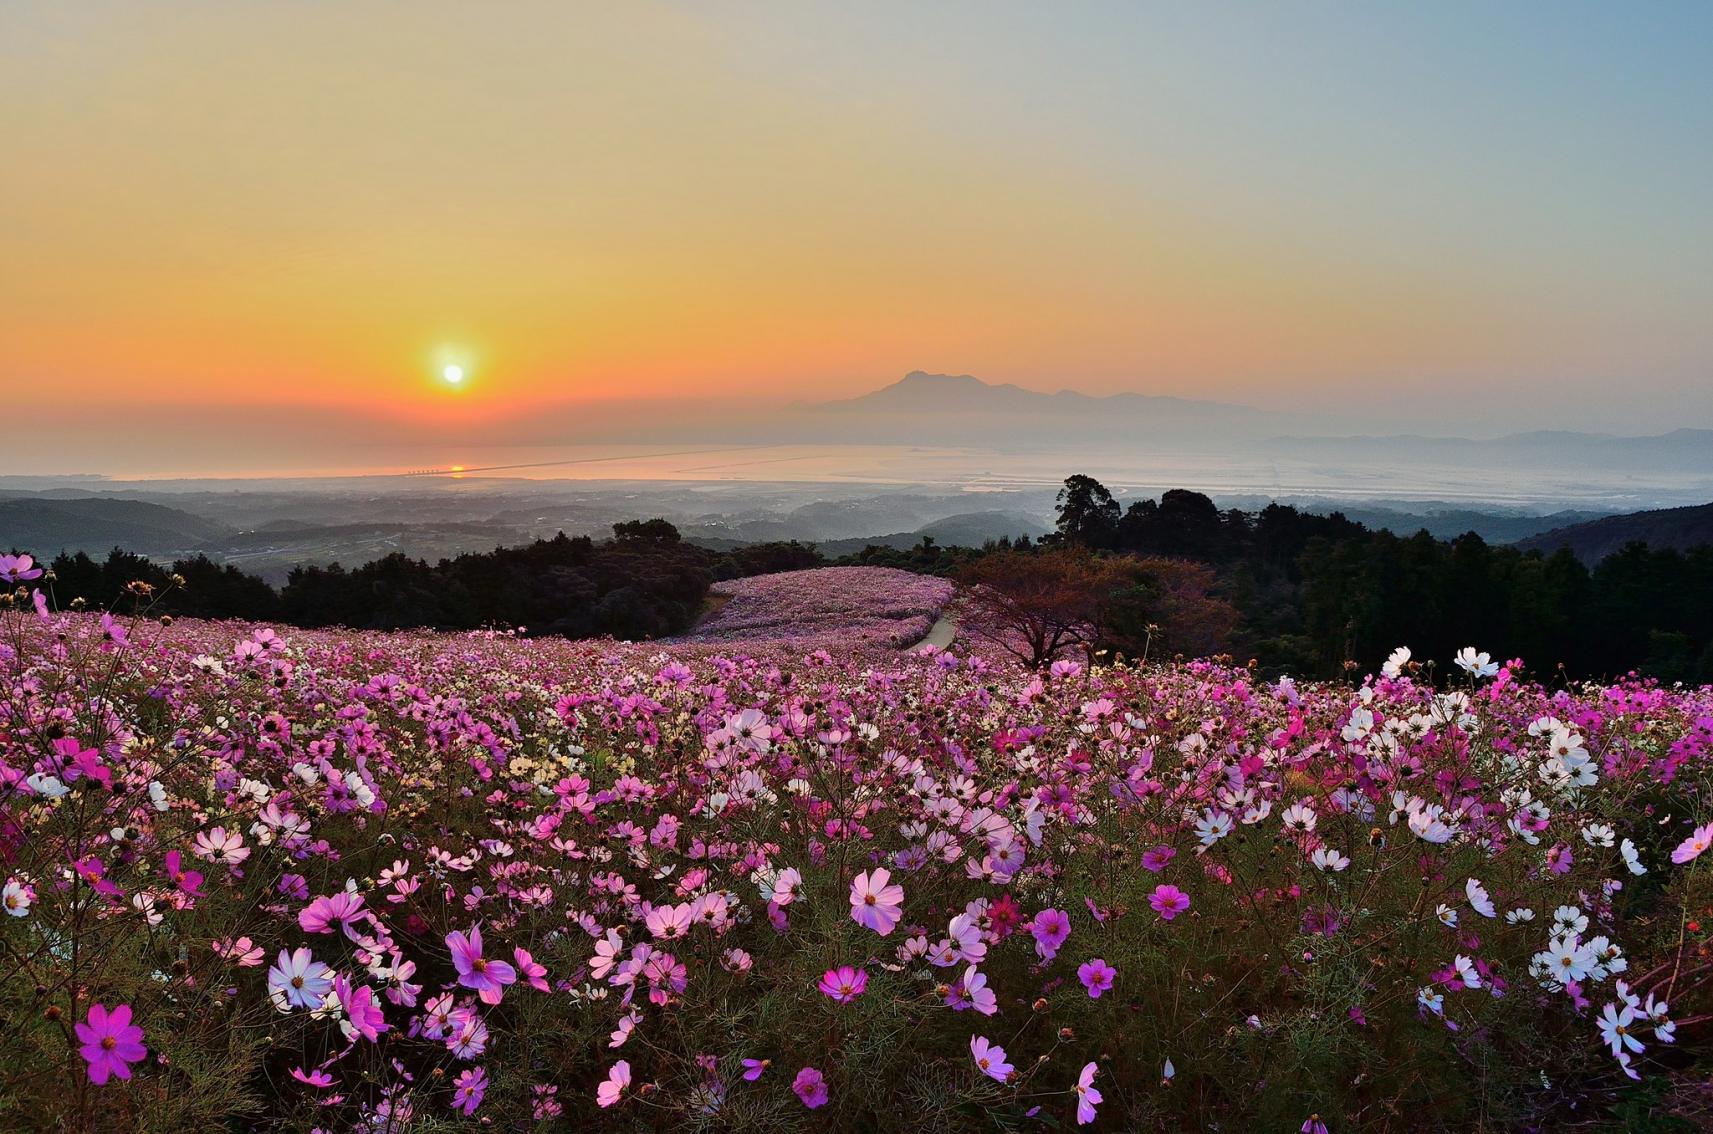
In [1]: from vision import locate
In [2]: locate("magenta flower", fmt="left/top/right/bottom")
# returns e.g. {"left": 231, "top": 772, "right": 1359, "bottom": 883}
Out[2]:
{"left": 793, "top": 1066, "right": 829, "bottom": 1109}
{"left": 453, "top": 1067, "right": 489, "bottom": 1115}
{"left": 289, "top": 1066, "right": 335, "bottom": 1089}
{"left": 1077, "top": 957, "right": 1116, "bottom": 999}
{"left": 1073, "top": 1061, "right": 1103, "bottom": 1125}
{"left": 971, "top": 1035, "right": 1015, "bottom": 1082}
{"left": 447, "top": 924, "right": 517, "bottom": 1005}
{"left": 817, "top": 965, "right": 869, "bottom": 1003}
{"left": 514, "top": 947, "right": 551, "bottom": 992}
{"left": 161, "top": 850, "right": 204, "bottom": 898}
{"left": 298, "top": 890, "right": 364, "bottom": 935}
{"left": 1149, "top": 884, "right": 1191, "bottom": 921}
{"left": 334, "top": 975, "right": 389, "bottom": 1043}
{"left": 850, "top": 867, "right": 904, "bottom": 936}
{"left": 1031, "top": 907, "right": 1071, "bottom": 960}
{"left": 742, "top": 1057, "right": 770, "bottom": 1080}
{"left": 75, "top": 1003, "right": 146, "bottom": 1085}
{"left": 597, "top": 1060, "right": 631, "bottom": 1108}
{"left": 1142, "top": 845, "right": 1177, "bottom": 872}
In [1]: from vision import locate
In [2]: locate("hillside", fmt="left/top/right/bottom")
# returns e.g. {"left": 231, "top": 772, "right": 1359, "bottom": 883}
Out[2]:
{"left": 1514, "top": 500, "right": 1713, "bottom": 563}
{"left": 0, "top": 495, "right": 232, "bottom": 554}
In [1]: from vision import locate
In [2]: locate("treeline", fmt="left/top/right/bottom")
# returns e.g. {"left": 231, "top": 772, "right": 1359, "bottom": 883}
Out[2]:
{"left": 37, "top": 523, "right": 822, "bottom": 641}
{"left": 1044, "top": 476, "right": 1713, "bottom": 683}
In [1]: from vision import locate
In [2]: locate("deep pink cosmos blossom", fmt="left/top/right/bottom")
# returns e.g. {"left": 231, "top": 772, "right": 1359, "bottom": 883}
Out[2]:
{"left": 850, "top": 867, "right": 904, "bottom": 936}
{"left": 75, "top": 1003, "right": 146, "bottom": 1085}
{"left": 0, "top": 553, "right": 43, "bottom": 583}
{"left": 161, "top": 850, "right": 204, "bottom": 898}
{"left": 742, "top": 1058, "right": 770, "bottom": 1080}
{"left": 447, "top": 924, "right": 517, "bottom": 1005}
{"left": 793, "top": 1066, "right": 828, "bottom": 1109}
{"left": 298, "top": 890, "right": 363, "bottom": 935}
{"left": 1078, "top": 958, "right": 1116, "bottom": 999}
{"left": 513, "top": 947, "right": 550, "bottom": 992}
{"left": 817, "top": 965, "right": 869, "bottom": 1003}
{"left": 1031, "top": 907, "right": 1071, "bottom": 959}
{"left": 1149, "top": 884, "right": 1191, "bottom": 921}
{"left": 1142, "top": 845, "right": 1177, "bottom": 872}
{"left": 453, "top": 1067, "right": 489, "bottom": 1115}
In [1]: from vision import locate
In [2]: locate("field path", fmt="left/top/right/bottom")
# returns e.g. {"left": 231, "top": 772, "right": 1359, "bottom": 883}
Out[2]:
{"left": 910, "top": 614, "right": 957, "bottom": 652}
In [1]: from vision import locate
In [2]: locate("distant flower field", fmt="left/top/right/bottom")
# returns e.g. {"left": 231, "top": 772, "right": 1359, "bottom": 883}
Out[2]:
{"left": 3, "top": 553, "right": 1713, "bottom": 1131}
{"left": 680, "top": 566, "right": 956, "bottom": 649}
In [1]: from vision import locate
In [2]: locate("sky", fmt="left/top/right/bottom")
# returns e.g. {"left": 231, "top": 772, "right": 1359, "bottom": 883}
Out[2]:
{"left": 3, "top": 1, "right": 1712, "bottom": 474}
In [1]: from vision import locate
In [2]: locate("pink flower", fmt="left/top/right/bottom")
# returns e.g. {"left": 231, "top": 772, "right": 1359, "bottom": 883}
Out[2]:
{"left": 849, "top": 867, "right": 904, "bottom": 936}
{"left": 334, "top": 975, "right": 389, "bottom": 1043}
{"left": 1142, "top": 845, "right": 1177, "bottom": 872}
{"left": 1031, "top": 907, "right": 1071, "bottom": 960}
{"left": 597, "top": 1060, "right": 631, "bottom": 1108}
{"left": 453, "top": 1067, "right": 489, "bottom": 1115}
{"left": 513, "top": 947, "right": 550, "bottom": 992}
{"left": 1073, "top": 1061, "right": 1103, "bottom": 1125}
{"left": 447, "top": 924, "right": 517, "bottom": 1005}
{"left": 289, "top": 1066, "right": 334, "bottom": 1088}
{"left": 1077, "top": 957, "right": 1116, "bottom": 999}
{"left": 161, "top": 850, "right": 204, "bottom": 898}
{"left": 817, "top": 965, "right": 869, "bottom": 1003}
{"left": 1149, "top": 884, "right": 1191, "bottom": 921}
{"left": 0, "top": 553, "right": 43, "bottom": 583}
{"left": 1672, "top": 822, "right": 1713, "bottom": 865}
{"left": 75, "top": 1003, "right": 146, "bottom": 1085}
{"left": 298, "top": 890, "right": 364, "bottom": 935}
{"left": 742, "top": 1057, "right": 770, "bottom": 1080}
{"left": 971, "top": 1035, "right": 1015, "bottom": 1082}
{"left": 793, "top": 1066, "right": 828, "bottom": 1109}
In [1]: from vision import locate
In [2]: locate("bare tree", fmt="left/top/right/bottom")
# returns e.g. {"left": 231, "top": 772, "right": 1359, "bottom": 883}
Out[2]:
{"left": 956, "top": 549, "right": 1122, "bottom": 668}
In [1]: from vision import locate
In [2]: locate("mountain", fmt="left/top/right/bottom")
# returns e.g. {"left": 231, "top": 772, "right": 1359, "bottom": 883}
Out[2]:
{"left": 1514, "top": 502, "right": 1713, "bottom": 563}
{"left": 0, "top": 496, "right": 233, "bottom": 555}
{"left": 804, "top": 371, "right": 1282, "bottom": 443}
{"left": 1274, "top": 428, "right": 1713, "bottom": 472}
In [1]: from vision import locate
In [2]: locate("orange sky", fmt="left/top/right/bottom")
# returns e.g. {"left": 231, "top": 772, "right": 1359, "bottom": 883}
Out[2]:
{"left": 4, "top": 2, "right": 1711, "bottom": 440}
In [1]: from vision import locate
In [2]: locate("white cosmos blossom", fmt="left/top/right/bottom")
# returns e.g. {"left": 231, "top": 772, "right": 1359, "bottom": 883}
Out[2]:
{"left": 1311, "top": 847, "right": 1349, "bottom": 872}
{"left": 1381, "top": 646, "right": 1412, "bottom": 678}
{"left": 1454, "top": 647, "right": 1500, "bottom": 678}
{"left": 1453, "top": 954, "right": 1482, "bottom": 989}
{"left": 1620, "top": 839, "right": 1647, "bottom": 875}
{"left": 1436, "top": 903, "right": 1459, "bottom": 928}
{"left": 1506, "top": 907, "right": 1536, "bottom": 924}
{"left": 1466, "top": 878, "right": 1496, "bottom": 918}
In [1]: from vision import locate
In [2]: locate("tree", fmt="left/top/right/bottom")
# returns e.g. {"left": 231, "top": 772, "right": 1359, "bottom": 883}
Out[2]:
{"left": 1054, "top": 475, "right": 1121, "bottom": 549}
{"left": 612, "top": 518, "right": 681, "bottom": 544}
{"left": 956, "top": 549, "right": 1128, "bottom": 668}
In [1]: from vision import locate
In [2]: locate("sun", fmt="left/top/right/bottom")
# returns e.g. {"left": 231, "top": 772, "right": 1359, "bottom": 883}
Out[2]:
{"left": 442, "top": 364, "right": 465, "bottom": 385}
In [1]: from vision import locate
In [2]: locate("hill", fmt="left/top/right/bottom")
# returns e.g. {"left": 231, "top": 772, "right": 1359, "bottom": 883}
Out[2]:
{"left": 1514, "top": 500, "right": 1713, "bottom": 563}
{"left": 0, "top": 495, "right": 232, "bottom": 554}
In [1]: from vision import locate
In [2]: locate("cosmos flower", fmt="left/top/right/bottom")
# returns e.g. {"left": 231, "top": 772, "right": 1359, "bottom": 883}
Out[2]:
{"left": 792, "top": 1066, "right": 828, "bottom": 1109}
{"left": 971, "top": 1035, "right": 1014, "bottom": 1082}
{"left": 596, "top": 1061, "right": 631, "bottom": 1108}
{"left": 849, "top": 868, "right": 904, "bottom": 936}
{"left": 268, "top": 947, "right": 333, "bottom": 1012}
{"left": 447, "top": 925, "right": 517, "bottom": 1005}
{"left": 1031, "top": 907, "right": 1071, "bottom": 959}
{"left": 1078, "top": 958, "right": 1116, "bottom": 999}
{"left": 75, "top": 1003, "right": 147, "bottom": 1085}
{"left": 1149, "top": 885, "right": 1191, "bottom": 921}
{"left": 817, "top": 965, "right": 868, "bottom": 1003}
{"left": 1073, "top": 1062, "right": 1102, "bottom": 1125}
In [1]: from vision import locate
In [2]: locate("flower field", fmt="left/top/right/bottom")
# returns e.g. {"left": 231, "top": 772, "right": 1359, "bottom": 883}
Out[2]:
{"left": 3, "top": 554, "right": 1713, "bottom": 1131}
{"left": 679, "top": 566, "right": 955, "bottom": 650}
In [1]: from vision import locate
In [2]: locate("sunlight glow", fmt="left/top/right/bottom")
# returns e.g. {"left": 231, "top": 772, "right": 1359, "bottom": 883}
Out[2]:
{"left": 442, "top": 365, "right": 464, "bottom": 385}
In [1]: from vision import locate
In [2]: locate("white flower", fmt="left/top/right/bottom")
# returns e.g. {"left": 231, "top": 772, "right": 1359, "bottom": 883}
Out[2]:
{"left": 1194, "top": 810, "right": 1233, "bottom": 848}
{"left": 1465, "top": 878, "right": 1496, "bottom": 918}
{"left": 1452, "top": 954, "right": 1482, "bottom": 989}
{"left": 3, "top": 880, "right": 31, "bottom": 917}
{"left": 1436, "top": 903, "right": 1459, "bottom": 928}
{"left": 1311, "top": 847, "right": 1349, "bottom": 872}
{"left": 1453, "top": 647, "right": 1499, "bottom": 678}
{"left": 1417, "top": 986, "right": 1445, "bottom": 1015}
{"left": 1581, "top": 823, "right": 1615, "bottom": 848}
{"left": 1553, "top": 905, "right": 1589, "bottom": 936}
{"left": 1381, "top": 646, "right": 1411, "bottom": 678}
{"left": 1598, "top": 1002, "right": 1644, "bottom": 1056}
{"left": 1506, "top": 907, "right": 1536, "bottom": 924}
{"left": 1280, "top": 803, "right": 1317, "bottom": 834}
{"left": 1620, "top": 839, "right": 1647, "bottom": 875}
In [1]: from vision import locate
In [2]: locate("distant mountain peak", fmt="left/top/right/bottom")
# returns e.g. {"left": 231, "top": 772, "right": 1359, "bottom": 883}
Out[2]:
{"left": 821, "top": 371, "right": 1257, "bottom": 416}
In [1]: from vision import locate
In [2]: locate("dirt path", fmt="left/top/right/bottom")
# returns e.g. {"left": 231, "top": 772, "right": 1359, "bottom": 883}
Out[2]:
{"left": 909, "top": 614, "right": 958, "bottom": 652}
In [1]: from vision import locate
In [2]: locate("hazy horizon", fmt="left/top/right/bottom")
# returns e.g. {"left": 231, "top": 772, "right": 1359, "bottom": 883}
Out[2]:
{"left": 5, "top": 3, "right": 1713, "bottom": 476}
